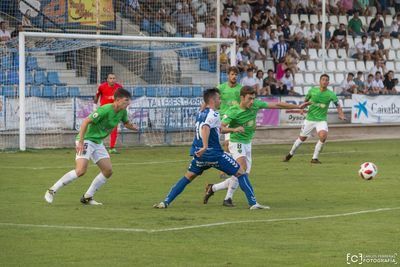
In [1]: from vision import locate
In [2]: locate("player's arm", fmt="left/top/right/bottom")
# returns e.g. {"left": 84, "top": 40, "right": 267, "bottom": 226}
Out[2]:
{"left": 124, "top": 121, "right": 139, "bottom": 131}
{"left": 221, "top": 122, "right": 244, "bottom": 134}
{"left": 195, "top": 124, "right": 210, "bottom": 158}
{"left": 76, "top": 117, "right": 92, "bottom": 154}
{"left": 266, "top": 101, "right": 311, "bottom": 109}
{"left": 334, "top": 101, "right": 346, "bottom": 120}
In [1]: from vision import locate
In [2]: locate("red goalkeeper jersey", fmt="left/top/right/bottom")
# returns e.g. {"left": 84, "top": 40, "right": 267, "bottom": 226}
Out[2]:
{"left": 96, "top": 82, "right": 123, "bottom": 106}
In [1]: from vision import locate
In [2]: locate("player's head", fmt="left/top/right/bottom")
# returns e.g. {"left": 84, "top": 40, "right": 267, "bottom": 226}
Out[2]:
{"left": 319, "top": 74, "right": 330, "bottom": 89}
{"left": 113, "top": 88, "right": 131, "bottom": 110}
{"left": 227, "top": 66, "right": 239, "bottom": 84}
{"left": 240, "top": 86, "right": 256, "bottom": 108}
{"left": 107, "top": 73, "right": 116, "bottom": 86}
{"left": 203, "top": 88, "right": 221, "bottom": 109}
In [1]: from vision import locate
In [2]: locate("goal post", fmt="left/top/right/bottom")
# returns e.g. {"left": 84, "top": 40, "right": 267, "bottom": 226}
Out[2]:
{"left": 14, "top": 31, "right": 236, "bottom": 151}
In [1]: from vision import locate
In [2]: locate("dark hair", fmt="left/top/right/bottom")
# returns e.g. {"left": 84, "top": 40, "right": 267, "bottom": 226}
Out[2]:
{"left": 256, "top": 70, "right": 263, "bottom": 75}
{"left": 348, "top": 72, "right": 354, "bottom": 77}
{"left": 240, "top": 86, "right": 256, "bottom": 97}
{"left": 368, "top": 74, "right": 374, "bottom": 78}
{"left": 357, "top": 71, "right": 363, "bottom": 75}
{"left": 227, "top": 66, "right": 239, "bottom": 74}
{"left": 203, "top": 88, "right": 220, "bottom": 103}
{"left": 114, "top": 88, "right": 131, "bottom": 99}
{"left": 375, "top": 71, "right": 381, "bottom": 75}
{"left": 267, "top": 69, "right": 274, "bottom": 73}
{"left": 247, "top": 68, "right": 254, "bottom": 72}
{"left": 320, "top": 74, "right": 330, "bottom": 81}
{"left": 242, "top": 42, "right": 249, "bottom": 48}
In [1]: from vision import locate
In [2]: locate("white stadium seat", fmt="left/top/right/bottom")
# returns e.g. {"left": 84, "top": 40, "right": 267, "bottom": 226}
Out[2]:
{"left": 337, "top": 61, "right": 346, "bottom": 71}
{"left": 298, "top": 61, "right": 306, "bottom": 71}
{"left": 346, "top": 37, "right": 354, "bottom": 48}
{"left": 383, "top": 38, "right": 391, "bottom": 49}
{"left": 327, "top": 49, "right": 338, "bottom": 59}
{"left": 395, "top": 61, "right": 400, "bottom": 71}
{"left": 290, "top": 14, "right": 299, "bottom": 25}
{"left": 365, "top": 61, "right": 374, "bottom": 71}
{"left": 329, "top": 15, "right": 338, "bottom": 25}
{"left": 254, "top": 60, "right": 264, "bottom": 71}
{"left": 392, "top": 38, "right": 400, "bottom": 49}
{"left": 369, "top": 7, "right": 377, "bottom": 16}
{"left": 338, "top": 49, "right": 348, "bottom": 58}
{"left": 196, "top": 22, "right": 205, "bottom": 34}
{"left": 310, "top": 15, "right": 319, "bottom": 24}
{"left": 326, "top": 61, "right": 336, "bottom": 72}
{"left": 356, "top": 61, "right": 366, "bottom": 72}
{"left": 300, "top": 14, "right": 309, "bottom": 23}
{"left": 386, "top": 61, "right": 394, "bottom": 71}
{"left": 294, "top": 73, "right": 305, "bottom": 85}
{"left": 305, "top": 73, "right": 315, "bottom": 84}
{"left": 338, "top": 15, "right": 348, "bottom": 24}
{"left": 335, "top": 73, "right": 345, "bottom": 84}
{"left": 309, "top": 49, "right": 318, "bottom": 59}
{"left": 306, "top": 60, "right": 316, "bottom": 71}
{"left": 293, "top": 86, "right": 303, "bottom": 95}
{"left": 240, "top": 12, "right": 250, "bottom": 23}
{"left": 388, "top": 50, "right": 396, "bottom": 60}
{"left": 346, "top": 61, "right": 357, "bottom": 72}
{"left": 359, "top": 16, "right": 367, "bottom": 25}
{"left": 385, "top": 15, "right": 393, "bottom": 27}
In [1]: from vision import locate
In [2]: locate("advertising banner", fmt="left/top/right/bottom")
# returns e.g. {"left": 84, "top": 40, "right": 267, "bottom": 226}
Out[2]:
{"left": 257, "top": 96, "right": 280, "bottom": 126}
{"left": 351, "top": 94, "right": 400, "bottom": 123}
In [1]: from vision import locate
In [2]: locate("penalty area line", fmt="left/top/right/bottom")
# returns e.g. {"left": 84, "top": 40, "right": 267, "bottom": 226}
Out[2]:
{"left": 0, "top": 207, "right": 399, "bottom": 234}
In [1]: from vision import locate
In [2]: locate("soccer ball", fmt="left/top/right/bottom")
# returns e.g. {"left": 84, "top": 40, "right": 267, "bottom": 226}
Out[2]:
{"left": 358, "top": 162, "right": 378, "bottom": 180}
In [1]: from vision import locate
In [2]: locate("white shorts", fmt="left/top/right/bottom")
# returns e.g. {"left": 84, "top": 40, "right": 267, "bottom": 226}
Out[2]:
{"left": 300, "top": 119, "right": 329, "bottom": 137}
{"left": 75, "top": 140, "right": 110, "bottom": 164}
{"left": 228, "top": 141, "right": 252, "bottom": 173}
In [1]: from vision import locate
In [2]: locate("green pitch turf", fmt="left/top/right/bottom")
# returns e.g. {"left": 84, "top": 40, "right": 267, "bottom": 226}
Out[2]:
{"left": 0, "top": 140, "right": 399, "bottom": 266}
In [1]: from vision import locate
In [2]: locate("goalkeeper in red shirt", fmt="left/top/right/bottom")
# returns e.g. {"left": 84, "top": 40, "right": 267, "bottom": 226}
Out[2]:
{"left": 94, "top": 73, "right": 123, "bottom": 154}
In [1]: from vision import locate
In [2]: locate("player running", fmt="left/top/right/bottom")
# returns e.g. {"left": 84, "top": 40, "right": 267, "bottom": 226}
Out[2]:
{"left": 283, "top": 74, "right": 346, "bottom": 164}
{"left": 153, "top": 88, "right": 269, "bottom": 209}
{"left": 44, "top": 88, "right": 138, "bottom": 205}
{"left": 203, "top": 86, "right": 310, "bottom": 207}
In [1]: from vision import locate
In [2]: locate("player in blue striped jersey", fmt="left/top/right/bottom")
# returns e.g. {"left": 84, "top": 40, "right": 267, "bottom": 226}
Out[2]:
{"left": 153, "top": 88, "right": 269, "bottom": 209}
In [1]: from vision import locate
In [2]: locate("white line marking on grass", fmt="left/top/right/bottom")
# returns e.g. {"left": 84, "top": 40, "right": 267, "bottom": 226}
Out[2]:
{"left": 1, "top": 150, "right": 365, "bottom": 170}
{"left": 0, "top": 207, "right": 399, "bottom": 234}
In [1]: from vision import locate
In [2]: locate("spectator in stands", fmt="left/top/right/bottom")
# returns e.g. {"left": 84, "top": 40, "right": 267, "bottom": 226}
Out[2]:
{"left": 192, "top": 0, "right": 208, "bottom": 21}
{"left": 295, "top": 0, "right": 312, "bottom": 14}
{"left": 371, "top": 71, "right": 384, "bottom": 94}
{"left": 294, "top": 20, "right": 308, "bottom": 39}
{"left": 285, "top": 51, "right": 300, "bottom": 74}
{"left": 368, "top": 37, "right": 381, "bottom": 61}
{"left": 173, "top": 3, "right": 195, "bottom": 36}
{"left": 276, "top": 0, "right": 290, "bottom": 24}
{"left": 390, "top": 14, "right": 400, "bottom": 38}
{"left": 263, "top": 9, "right": 275, "bottom": 27}
{"left": 354, "top": 0, "right": 371, "bottom": 16}
{"left": 0, "top": 21, "right": 11, "bottom": 42}
{"left": 248, "top": 31, "right": 267, "bottom": 62}
{"left": 204, "top": 17, "right": 217, "bottom": 38}
{"left": 348, "top": 11, "right": 366, "bottom": 37}
{"left": 238, "top": 42, "right": 256, "bottom": 72}
{"left": 11, "top": 25, "right": 23, "bottom": 39}
{"left": 266, "top": 29, "right": 279, "bottom": 56}
{"left": 241, "top": 68, "right": 260, "bottom": 92}
{"left": 220, "top": 18, "right": 233, "bottom": 38}
{"left": 383, "top": 71, "right": 398, "bottom": 94}
{"left": 125, "top": 0, "right": 141, "bottom": 24}
{"left": 339, "top": 72, "right": 358, "bottom": 95}
{"left": 255, "top": 69, "right": 271, "bottom": 95}
{"left": 238, "top": 20, "right": 251, "bottom": 43}
{"left": 365, "top": 73, "right": 375, "bottom": 94}
{"left": 331, "top": 23, "right": 349, "bottom": 55}
{"left": 237, "top": 0, "right": 253, "bottom": 17}
{"left": 282, "top": 19, "right": 292, "bottom": 43}
{"left": 281, "top": 69, "right": 300, "bottom": 95}
{"left": 396, "top": 0, "right": 400, "bottom": 13}
{"left": 307, "top": 23, "right": 321, "bottom": 49}
{"left": 229, "top": 6, "right": 242, "bottom": 27}
{"left": 353, "top": 35, "right": 371, "bottom": 60}
{"left": 369, "top": 60, "right": 387, "bottom": 76}
{"left": 367, "top": 13, "right": 384, "bottom": 36}
{"left": 377, "top": 35, "right": 389, "bottom": 61}
{"left": 220, "top": 44, "right": 230, "bottom": 72}
{"left": 376, "top": 0, "right": 389, "bottom": 15}
{"left": 253, "top": 0, "right": 269, "bottom": 14}
{"left": 338, "top": 0, "right": 354, "bottom": 15}
{"left": 291, "top": 32, "right": 309, "bottom": 60}
{"left": 272, "top": 35, "right": 289, "bottom": 70}
{"left": 353, "top": 71, "right": 367, "bottom": 94}
{"left": 266, "top": 0, "right": 277, "bottom": 17}
{"left": 264, "top": 69, "right": 287, "bottom": 95}
{"left": 275, "top": 57, "right": 287, "bottom": 80}
{"left": 21, "top": 9, "right": 33, "bottom": 27}
{"left": 230, "top": 21, "right": 239, "bottom": 40}
{"left": 250, "top": 9, "right": 264, "bottom": 28}
{"left": 224, "top": 0, "right": 235, "bottom": 15}
{"left": 323, "top": 21, "right": 334, "bottom": 49}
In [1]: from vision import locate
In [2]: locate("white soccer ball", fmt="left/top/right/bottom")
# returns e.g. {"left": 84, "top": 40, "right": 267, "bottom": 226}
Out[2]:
{"left": 358, "top": 162, "right": 378, "bottom": 180}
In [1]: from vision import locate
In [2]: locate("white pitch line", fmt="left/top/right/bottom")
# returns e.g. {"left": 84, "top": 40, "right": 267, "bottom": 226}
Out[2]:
{"left": 0, "top": 150, "right": 365, "bottom": 170}
{"left": 0, "top": 207, "right": 398, "bottom": 234}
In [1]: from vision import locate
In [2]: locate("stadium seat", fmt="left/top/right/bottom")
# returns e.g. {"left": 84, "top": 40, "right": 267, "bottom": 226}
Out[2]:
{"left": 326, "top": 73, "right": 335, "bottom": 84}
{"left": 386, "top": 61, "right": 394, "bottom": 71}
{"left": 146, "top": 87, "right": 157, "bottom": 97}
{"left": 289, "top": 25, "right": 296, "bottom": 36}
{"left": 42, "top": 86, "right": 55, "bottom": 97}
{"left": 316, "top": 61, "right": 322, "bottom": 70}
{"left": 30, "top": 86, "right": 42, "bottom": 97}
{"left": 306, "top": 60, "right": 316, "bottom": 71}
{"left": 369, "top": 7, "right": 377, "bottom": 16}
{"left": 327, "top": 49, "right": 338, "bottom": 59}
{"left": 293, "top": 86, "right": 303, "bottom": 95}
{"left": 181, "top": 87, "right": 192, "bottom": 97}
{"left": 290, "top": 14, "right": 299, "bottom": 25}
{"left": 294, "top": 73, "right": 304, "bottom": 85}
{"left": 395, "top": 62, "right": 400, "bottom": 71}
{"left": 240, "top": 12, "right": 250, "bottom": 23}
{"left": 335, "top": 73, "right": 345, "bottom": 84}
{"left": 7, "top": 71, "right": 18, "bottom": 85}
{"left": 220, "top": 72, "right": 228, "bottom": 83}
{"left": 308, "top": 49, "right": 318, "bottom": 60}
{"left": 47, "top": 72, "right": 64, "bottom": 86}
{"left": 326, "top": 61, "right": 336, "bottom": 72}
{"left": 385, "top": 15, "right": 393, "bottom": 27}
{"left": 365, "top": 61, "right": 374, "bottom": 71}
{"left": 383, "top": 38, "right": 391, "bottom": 49}
{"left": 337, "top": 61, "right": 346, "bottom": 72}
{"left": 338, "top": 15, "right": 347, "bottom": 24}
{"left": 0, "top": 71, "right": 6, "bottom": 84}
{"left": 346, "top": 61, "right": 357, "bottom": 72}
{"left": 56, "top": 86, "right": 68, "bottom": 97}
{"left": 133, "top": 87, "right": 145, "bottom": 97}
{"left": 34, "top": 71, "right": 48, "bottom": 85}
{"left": 26, "top": 71, "right": 34, "bottom": 84}
{"left": 26, "top": 57, "right": 38, "bottom": 70}
{"left": 264, "top": 60, "right": 274, "bottom": 71}
{"left": 68, "top": 87, "right": 80, "bottom": 97}
{"left": 388, "top": 50, "right": 396, "bottom": 60}
{"left": 3, "top": 85, "right": 16, "bottom": 97}
{"left": 389, "top": 7, "right": 395, "bottom": 15}
{"left": 303, "top": 86, "right": 310, "bottom": 95}
{"left": 338, "top": 49, "right": 347, "bottom": 58}
{"left": 329, "top": 15, "right": 338, "bottom": 25}
{"left": 356, "top": 61, "right": 366, "bottom": 72}
{"left": 298, "top": 61, "right": 306, "bottom": 71}
{"left": 305, "top": 73, "right": 315, "bottom": 84}
{"left": 392, "top": 38, "right": 400, "bottom": 49}
{"left": 196, "top": 22, "right": 205, "bottom": 34}
{"left": 169, "top": 87, "right": 181, "bottom": 97}
{"left": 192, "top": 86, "right": 203, "bottom": 97}
{"left": 310, "top": 14, "right": 318, "bottom": 24}
{"left": 254, "top": 60, "right": 264, "bottom": 71}
{"left": 299, "top": 14, "right": 309, "bottom": 24}
{"left": 157, "top": 87, "right": 169, "bottom": 97}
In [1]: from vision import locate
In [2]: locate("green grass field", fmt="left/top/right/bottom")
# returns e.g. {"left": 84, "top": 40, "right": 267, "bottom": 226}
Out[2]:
{"left": 0, "top": 139, "right": 399, "bottom": 266}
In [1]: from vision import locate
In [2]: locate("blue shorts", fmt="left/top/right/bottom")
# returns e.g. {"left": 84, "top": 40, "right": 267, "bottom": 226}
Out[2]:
{"left": 188, "top": 152, "right": 240, "bottom": 176}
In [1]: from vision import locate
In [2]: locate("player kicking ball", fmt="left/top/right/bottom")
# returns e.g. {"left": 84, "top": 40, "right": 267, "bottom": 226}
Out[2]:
{"left": 283, "top": 74, "right": 346, "bottom": 164}
{"left": 44, "top": 88, "right": 139, "bottom": 205}
{"left": 153, "top": 88, "right": 268, "bottom": 210}
{"left": 203, "top": 86, "right": 310, "bottom": 207}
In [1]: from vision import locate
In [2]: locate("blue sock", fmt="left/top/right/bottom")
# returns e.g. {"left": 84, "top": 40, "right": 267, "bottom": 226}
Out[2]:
{"left": 164, "top": 177, "right": 191, "bottom": 205}
{"left": 237, "top": 173, "right": 257, "bottom": 206}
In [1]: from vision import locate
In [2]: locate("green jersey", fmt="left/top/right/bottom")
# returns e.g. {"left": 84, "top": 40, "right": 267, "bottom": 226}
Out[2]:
{"left": 222, "top": 99, "right": 268, "bottom": 144}
{"left": 76, "top": 104, "right": 128, "bottom": 144}
{"left": 305, "top": 86, "right": 338, "bottom": 122}
{"left": 217, "top": 82, "right": 242, "bottom": 117}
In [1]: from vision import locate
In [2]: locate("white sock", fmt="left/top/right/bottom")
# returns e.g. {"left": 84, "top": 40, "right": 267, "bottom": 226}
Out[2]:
{"left": 212, "top": 178, "right": 230, "bottom": 192}
{"left": 85, "top": 173, "right": 108, "bottom": 198}
{"left": 225, "top": 176, "right": 239, "bottom": 200}
{"left": 50, "top": 170, "right": 78, "bottom": 192}
{"left": 312, "top": 140, "right": 325, "bottom": 159}
{"left": 289, "top": 138, "right": 304, "bottom": 155}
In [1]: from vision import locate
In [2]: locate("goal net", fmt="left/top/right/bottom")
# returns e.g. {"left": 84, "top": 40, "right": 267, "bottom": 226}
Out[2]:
{"left": 0, "top": 32, "right": 235, "bottom": 150}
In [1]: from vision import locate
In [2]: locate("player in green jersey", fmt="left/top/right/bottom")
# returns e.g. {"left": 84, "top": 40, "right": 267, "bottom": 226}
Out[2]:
{"left": 284, "top": 74, "right": 346, "bottom": 164}
{"left": 203, "top": 86, "right": 309, "bottom": 207}
{"left": 44, "top": 88, "right": 139, "bottom": 205}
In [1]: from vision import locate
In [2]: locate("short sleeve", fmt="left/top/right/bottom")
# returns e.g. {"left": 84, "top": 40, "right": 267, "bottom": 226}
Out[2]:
{"left": 331, "top": 92, "right": 339, "bottom": 105}
{"left": 204, "top": 110, "right": 220, "bottom": 128}
{"left": 121, "top": 110, "right": 128, "bottom": 124}
{"left": 305, "top": 88, "right": 312, "bottom": 101}
{"left": 89, "top": 106, "right": 106, "bottom": 124}
{"left": 254, "top": 99, "right": 268, "bottom": 109}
